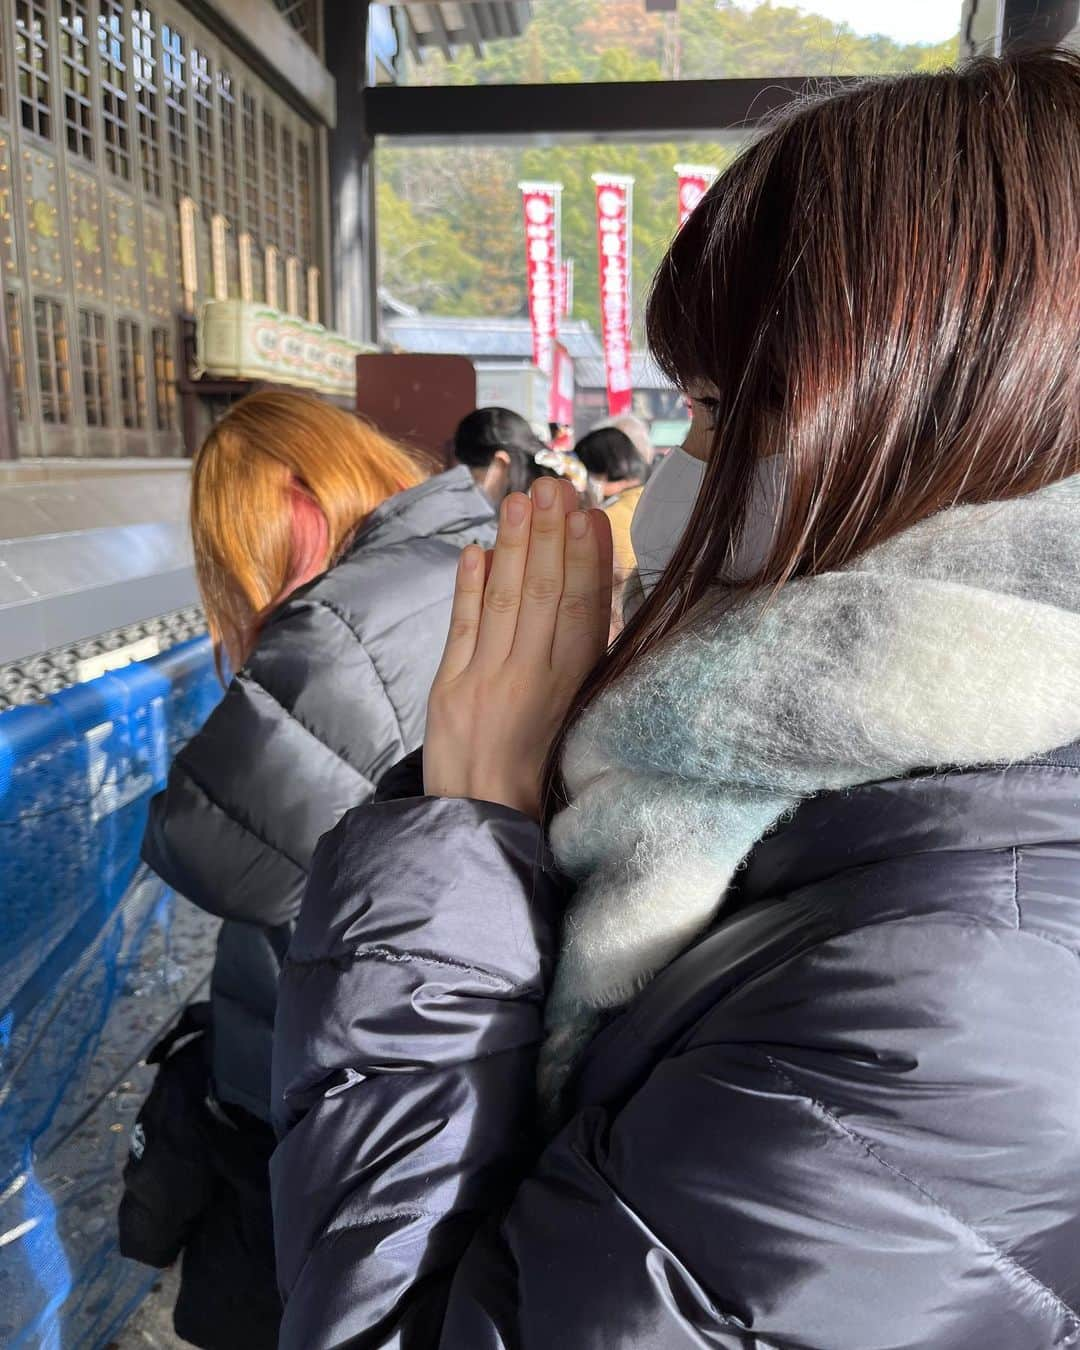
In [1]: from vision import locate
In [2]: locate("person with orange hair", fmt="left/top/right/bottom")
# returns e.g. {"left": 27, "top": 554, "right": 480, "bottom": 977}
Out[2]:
{"left": 126, "top": 390, "right": 494, "bottom": 1349}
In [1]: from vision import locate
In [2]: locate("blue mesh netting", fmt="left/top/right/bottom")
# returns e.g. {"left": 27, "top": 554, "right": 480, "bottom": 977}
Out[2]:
{"left": 0, "top": 637, "right": 222, "bottom": 1349}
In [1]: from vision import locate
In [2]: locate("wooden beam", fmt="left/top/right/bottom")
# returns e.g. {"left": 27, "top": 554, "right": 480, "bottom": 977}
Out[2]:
{"left": 365, "top": 75, "right": 858, "bottom": 143}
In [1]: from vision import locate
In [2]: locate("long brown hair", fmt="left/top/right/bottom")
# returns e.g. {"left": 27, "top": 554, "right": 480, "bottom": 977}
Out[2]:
{"left": 191, "top": 390, "right": 425, "bottom": 674}
{"left": 546, "top": 49, "right": 1080, "bottom": 808}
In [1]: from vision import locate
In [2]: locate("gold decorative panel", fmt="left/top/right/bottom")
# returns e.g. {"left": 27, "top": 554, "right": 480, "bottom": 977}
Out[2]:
{"left": 143, "top": 206, "right": 172, "bottom": 319}
{"left": 167, "top": 215, "right": 185, "bottom": 312}
{"left": 0, "top": 134, "right": 16, "bottom": 277}
{"left": 249, "top": 247, "right": 265, "bottom": 306}
{"left": 194, "top": 215, "right": 212, "bottom": 305}
{"left": 23, "top": 148, "right": 65, "bottom": 289}
{"left": 70, "top": 171, "right": 107, "bottom": 300}
{"left": 226, "top": 231, "right": 240, "bottom": 299}
{"left": 3, "top": 2, "right": 323, "bottom": 456}
{"left": 107, "top": 190, "right": 142, "bottom": 310}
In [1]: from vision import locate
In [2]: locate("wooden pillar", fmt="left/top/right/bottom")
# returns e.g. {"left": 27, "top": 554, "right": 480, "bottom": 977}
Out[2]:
{"left": 999, "top": 0, "right": 1079, "bottom": 49}
{"left": 324, "top": 1, "right": 378, "bottom": 345}
{"left": 0, "top": 291, "right": 17, "bottom": 460}
{"left": 963, "top": 0, "right": 1079, "bottom": 56}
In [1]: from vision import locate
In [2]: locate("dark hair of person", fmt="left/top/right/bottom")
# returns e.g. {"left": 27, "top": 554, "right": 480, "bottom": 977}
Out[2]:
{"left": 544, "top": 50, "right": 1080, "bottom": 813}
{"left": 575, "top": 427, "right": 648, "bottom": 484}
{"left": 503, "top": 447, "right": 561, "bottom": 496}
{"left": 453, "top": 407, "right": 546, "bottom": 468}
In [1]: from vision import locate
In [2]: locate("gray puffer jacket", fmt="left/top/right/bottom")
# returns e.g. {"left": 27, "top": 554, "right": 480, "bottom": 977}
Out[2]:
{"left": 272, "top": 746, "right": 1080, "bottom": 1348}
{"left": 142, "top": 467, "right": 495, "bottom": 1120}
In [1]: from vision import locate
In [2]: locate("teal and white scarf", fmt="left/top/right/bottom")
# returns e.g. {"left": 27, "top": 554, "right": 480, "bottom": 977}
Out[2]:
{"left": 543, "top": 477, "right": 1080, "bottom": 1102}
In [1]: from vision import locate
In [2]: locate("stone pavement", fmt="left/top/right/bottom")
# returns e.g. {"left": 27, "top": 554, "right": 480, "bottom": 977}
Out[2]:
{"left": 107, "top": 1267, "right": 187, "bottom": 1349}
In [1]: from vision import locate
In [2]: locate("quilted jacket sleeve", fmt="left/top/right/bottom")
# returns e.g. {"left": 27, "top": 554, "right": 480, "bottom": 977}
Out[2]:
{"left": 143, "top": 598, "right": 405, "bottom": 930}
{"left": 272, "top": 801, "right": 1080, "bottom": 1350}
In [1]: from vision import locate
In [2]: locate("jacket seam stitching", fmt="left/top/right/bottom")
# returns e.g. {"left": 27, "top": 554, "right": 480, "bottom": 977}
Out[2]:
{"left": 240, "top": 670, "right": 380, "bottom": 792}
{"left": 350, "top": 469, "right": 476, "bottom": 539}
{"left": 1001, "top": 761, "right": 1080, "bottom": 776}
{"left": 283, "top": 944, "right": 517, "bottom": 991}
{"left": 299, "top": 597, "right": 408, "bottom": 745}
{"left": 897, "top": 762, "right": 1080, "bottom": 783}
{"left": 299, "top": 589, "right": 451, "bottom": 647}
{"left": 358, "top": 593, "right": 457, "bottom": 648}
{"left": 845, "top": 912, "right": 1080, "bottom": 964}
{"left": 174, "top": 756, "right": 309, "bottom": 875}
{"left": 762, "top": 1054, "right": 1080, "bottom": 1332}
{"left": 749, "top": 833, "right": 1075, "bottom": 907}
{"left": 567, "top": 1126, "right": 783, "bottom": 1344}
{"left": 637, "top": 916, "right": 1080, "bottom": 1084}
{"left": 700, "top": 914, "right": 1080, "bottom": 1028}
{"left": 1018, "top": 927, "right": 1080, "bottom": 961}
{"left": 319, "top": 1207, "right": 442, "bottom": 1239}
{"left": 626, "top": 912, "right": 1028, "bottom": 1071}
{"left": 1012, "top": 847, "right": 1022, "bottom": 928}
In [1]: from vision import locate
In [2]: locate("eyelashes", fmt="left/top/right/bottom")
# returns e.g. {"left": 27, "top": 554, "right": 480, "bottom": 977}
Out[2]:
{"left": 691, "top": 397, "right": 721, "bottom": 429}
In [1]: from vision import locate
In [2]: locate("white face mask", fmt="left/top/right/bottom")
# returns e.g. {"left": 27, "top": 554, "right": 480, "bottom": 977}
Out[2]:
{"left": 630, "top": 446, "right": 706, "bottom": 593}
{"left": 631, "top": 448, "right": 784, "bottom": 595}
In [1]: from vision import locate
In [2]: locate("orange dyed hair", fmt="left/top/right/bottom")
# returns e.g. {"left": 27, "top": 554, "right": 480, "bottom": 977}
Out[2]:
{"left": 191, "top": 390, "right": 426, "bottom": 675}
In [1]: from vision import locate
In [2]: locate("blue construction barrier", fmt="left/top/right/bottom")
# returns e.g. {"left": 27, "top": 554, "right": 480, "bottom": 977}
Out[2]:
{"left": 0, "top": 637, "right": 222, "bottom": 1349}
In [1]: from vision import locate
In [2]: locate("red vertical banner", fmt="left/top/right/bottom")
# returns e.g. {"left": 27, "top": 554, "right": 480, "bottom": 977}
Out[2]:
{"left": 593, "top": 173, "right": 634, "bottom": 418}
{"left": 519, "top": 181, "right": 562, "bottom": 378}
{"left": 675, "top": 163, "right": 717, "bottom": 228}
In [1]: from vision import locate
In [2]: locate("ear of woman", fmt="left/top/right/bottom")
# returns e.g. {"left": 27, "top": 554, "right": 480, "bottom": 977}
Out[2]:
{"left": 479, "top": 449, "right": 512, "bottom": 502}
{"left": 280, "top": 481, "right": 331, "bottom": 604}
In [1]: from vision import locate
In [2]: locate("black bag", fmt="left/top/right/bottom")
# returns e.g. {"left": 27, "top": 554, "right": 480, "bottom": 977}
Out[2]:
{"left": 118, "top": 1002, "right": 215, "bottom": 1268}
{"left": 118, "top": 1003, "right": 282, "bottom": 1350}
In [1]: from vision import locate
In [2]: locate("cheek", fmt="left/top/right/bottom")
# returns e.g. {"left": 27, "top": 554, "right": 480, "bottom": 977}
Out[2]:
{"left": 682, "top": 415, "right": 714, "bottom": 462}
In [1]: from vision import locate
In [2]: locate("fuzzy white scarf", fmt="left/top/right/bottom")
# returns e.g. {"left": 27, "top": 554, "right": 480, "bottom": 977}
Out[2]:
{"left": 542, "top": 476, "right": 1080, "bottom": 1104}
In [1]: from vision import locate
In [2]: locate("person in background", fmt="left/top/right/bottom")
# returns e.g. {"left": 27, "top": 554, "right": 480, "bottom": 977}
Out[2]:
{"left": 454, "top": 406, "right": 590, "bottom": 504}
{"left": 273, "top": 52, "right": 1080, "bottom": 1349}
{"left": 549, "top": 421, "right": 575, "bottom": 453}
{"left": 575, "top": 424, "right": 649, "bottom": 634}
{"left": 124, "top": 390, "right": 494, "bottom": 1350}
{"left": 575, "top": 425, "right": 648, "bottom": 565}
{"left": 453, "top": 406, "right": 548, "bottom": 503}
{"left": 595, "top": 412, "right": 655, "bottom": 470}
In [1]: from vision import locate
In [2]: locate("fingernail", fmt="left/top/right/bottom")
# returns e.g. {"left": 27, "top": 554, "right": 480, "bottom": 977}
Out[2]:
{"left": 461, "top": 547, "right": 481, "bottom": 572}
{"left": 533, "top": 479, "right": 557, "bottom": 509}
{"left": 567, "top": 511, "right": 589, "bottom": 539}
{"left": 505, "top": 494, "right": 528, "bottom": 526}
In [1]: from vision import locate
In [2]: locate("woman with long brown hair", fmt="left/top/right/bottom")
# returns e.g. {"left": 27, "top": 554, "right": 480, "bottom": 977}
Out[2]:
{"left": 273, "top": 53, "right": 1080, "bottom": 1348}
{"left": 127, "top": 391, "right": 494, "bottom": 1348}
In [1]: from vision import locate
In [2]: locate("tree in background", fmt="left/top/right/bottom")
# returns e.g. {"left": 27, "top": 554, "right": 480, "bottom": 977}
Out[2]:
{"left": 376, "top": 0, "right": 959, "bottom": 331}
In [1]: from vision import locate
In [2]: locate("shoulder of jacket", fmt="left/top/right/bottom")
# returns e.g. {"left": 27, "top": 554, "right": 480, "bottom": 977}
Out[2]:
{"left": 275, "top": 537, "right": 457, "bottom": 641}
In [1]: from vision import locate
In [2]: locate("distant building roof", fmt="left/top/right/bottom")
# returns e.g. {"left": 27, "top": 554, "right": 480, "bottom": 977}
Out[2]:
{"left": 573, "top": 352, "right": 674, "bottom": 392}
{"left": 381, "top": 311, "right": 675, "bottom": 392}
{"left": 382, "top": 312, "right": 604, "bottom": 362}
{"left": 370, "top": 4, "right": 534, "bottom": 84}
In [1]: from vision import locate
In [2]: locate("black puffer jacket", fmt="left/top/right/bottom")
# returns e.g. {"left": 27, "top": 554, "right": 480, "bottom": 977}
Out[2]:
{"left": 143, "top": 468, "right": 494, "bottom": 1120}
{"left": 272, "top": 748, "right": 1080, "bottom": 1348}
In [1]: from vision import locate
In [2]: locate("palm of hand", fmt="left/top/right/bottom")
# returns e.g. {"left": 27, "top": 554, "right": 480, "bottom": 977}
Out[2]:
{"left": 425, "top": 478, "right": 614, "bottom": 820}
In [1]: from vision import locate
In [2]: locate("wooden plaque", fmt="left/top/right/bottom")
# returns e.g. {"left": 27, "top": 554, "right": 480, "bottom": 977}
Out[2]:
{"left": 354, "top": 353, "right": 478, "bottom": 465}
